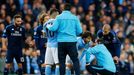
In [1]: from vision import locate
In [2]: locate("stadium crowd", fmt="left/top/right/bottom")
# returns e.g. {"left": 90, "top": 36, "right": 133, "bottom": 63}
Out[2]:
{"left": 0, "top": 0, "right": 134, "bottom": 75}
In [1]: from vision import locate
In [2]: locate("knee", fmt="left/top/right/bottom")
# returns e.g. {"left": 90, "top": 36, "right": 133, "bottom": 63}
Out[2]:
{"left": 5, "top": 64, "right": 11, "bottom": 69}
{"left": 66, "top": 63, "right": 72, "bottom": 69}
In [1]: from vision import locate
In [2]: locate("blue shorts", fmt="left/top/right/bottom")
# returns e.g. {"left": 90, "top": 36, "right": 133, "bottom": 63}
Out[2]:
{"left": 6, "top": 49, "right": 23, "bottom": 63}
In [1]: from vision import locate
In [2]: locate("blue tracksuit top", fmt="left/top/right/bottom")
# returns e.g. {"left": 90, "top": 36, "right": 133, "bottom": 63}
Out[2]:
{"left": 86, "top": 44, "right": 116, "bottom": 73}
{"left": 47, "top": 11, "right": 82, "bottom": 42}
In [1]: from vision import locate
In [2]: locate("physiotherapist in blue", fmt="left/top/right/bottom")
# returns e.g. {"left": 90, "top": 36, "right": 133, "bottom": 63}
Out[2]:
{"left": 47, "top": 3, "right": 82, "bottom": 75}
{"left": 86, "top": 39, "right": 116, "bottom": 75}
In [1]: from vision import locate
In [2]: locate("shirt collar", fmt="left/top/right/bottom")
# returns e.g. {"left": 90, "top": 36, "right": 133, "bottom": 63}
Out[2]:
{"left": 62, "top": 11, "right": 71, "bottom": 14}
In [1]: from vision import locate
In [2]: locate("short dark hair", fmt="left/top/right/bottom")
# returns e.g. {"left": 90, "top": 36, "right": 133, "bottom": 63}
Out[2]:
{"left": 64, "top": 3, "right": 71, "bottom": 11}
{"left": 81, "top": 31, "right": 93, "bottom": 39}
{"left": 13, "top": 14, "right": 22, "bottom": 19}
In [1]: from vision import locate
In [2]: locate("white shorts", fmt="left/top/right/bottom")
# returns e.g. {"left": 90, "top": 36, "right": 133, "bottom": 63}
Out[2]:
{"left": 45, "top": 47, "right": 59, "bottom": 65}
{"left": 66, "top": 55, "right": 72, "bottom": 64}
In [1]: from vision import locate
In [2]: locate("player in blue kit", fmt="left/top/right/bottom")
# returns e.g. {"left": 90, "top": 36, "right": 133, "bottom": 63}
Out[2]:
{"left": 44, "top": 9, "right": 60, "bottom": 75}
{"left": 34, "top": 12, "right": 49, "bottom": 74}
{"left": 65, "top": 31, "right": 95, "bottom": 75}
{"left": 2, "top": 14, "right": 25, "bottom": 75}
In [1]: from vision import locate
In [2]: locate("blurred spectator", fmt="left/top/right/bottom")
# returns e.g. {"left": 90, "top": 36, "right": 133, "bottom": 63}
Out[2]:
{"left": 117, "top": 31, "right": 125, "bottom": 44}
{"left": 0, "top": 22, "right": 5, "bottom": 48}
{"left": 24, "top": 22, "right": 33, "bottom": 37}
{"left": 119, "top": 52, "right": 130, "bottom": 75}
{"left": 127, "top": 53, "right": 134, "bottom": 75}
{"left": 77, "top": 6, "right": 85, "bottom": 20}
{"left": 0, "top": 9, "right": 6, "bottom": 22}
{"left": 71, "top": 6, "right": 77, "bottom": 15}
{"left": 121, "top": 38, "right": 134, "bottom": 54}
{"left": 23, "top": 46, "right": 33, "bottom": 74}
{"left": 0, "top": 50, "right": 6, "bottom": 73}
{"left": 126, "top": 15, "right": 134, "bottom": 35}
{"left": 127, "top": 30, "right": 134, "bottom": 45}
{"left": 31, "top": 50, "right": 40, "bottom": 74}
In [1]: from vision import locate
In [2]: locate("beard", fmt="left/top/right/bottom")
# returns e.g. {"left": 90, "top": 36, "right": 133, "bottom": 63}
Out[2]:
{"left": 15, "top": 23, "right": 21, "bottom": 27}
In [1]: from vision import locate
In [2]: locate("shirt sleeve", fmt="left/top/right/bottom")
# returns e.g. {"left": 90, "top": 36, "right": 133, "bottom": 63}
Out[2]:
{"left": 110, "top": 31, "right": 117, "bottom": 43}
{"left": 97, "top": 30, "right": 103, "bottom": 38}
{"left": 47, "top": 17, "right": 59, "bottom": 31}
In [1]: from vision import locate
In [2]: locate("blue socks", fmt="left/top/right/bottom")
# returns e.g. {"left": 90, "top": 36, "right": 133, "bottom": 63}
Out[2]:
{"left": 45, "top": 65, "right": 51, "bottom": 75}
{"left": 66, "top": 67, "right": 71, "bottom": 75}
{"left": 55, "top": 65, "right": 60, "bottom": 75}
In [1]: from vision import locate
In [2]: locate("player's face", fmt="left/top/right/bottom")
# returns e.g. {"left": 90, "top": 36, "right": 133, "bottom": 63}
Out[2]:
{"left": 43, "top": 15, "right": 50, "bottom": 23}
{"left": 85, "top": 36, "right": 91, "bottom": 44}
{"left": 103, "top": 29, "right": 110, "bottom": 35}
{"left": 15, "top": 18, "right": 22, "bottom": 26}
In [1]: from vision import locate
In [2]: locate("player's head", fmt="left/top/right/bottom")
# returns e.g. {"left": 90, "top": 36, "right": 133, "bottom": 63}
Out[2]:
{"left": 13, "top": 14, "right": 22, "bottom": 26}
{"left": 102, "top": 24, "right": 111, "bottom": 35}
{"left": 81, "top": 31, "right": 93, "bottom": 44}
{"left": 50, "top": 8, "right": 59, "bottom": 19}
{"left": 38, "top": 12, "right": 50, "bottom": 25}
{"left": 64, "top": 3, "right": 72, "bottom": 11}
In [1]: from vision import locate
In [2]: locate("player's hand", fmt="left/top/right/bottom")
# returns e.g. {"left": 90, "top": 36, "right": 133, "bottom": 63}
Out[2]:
{"left": 113, "top": 56, "right": 119, "bottom": 64}
{"left": 41, "top": 63, "right": 46, "bottom": 67}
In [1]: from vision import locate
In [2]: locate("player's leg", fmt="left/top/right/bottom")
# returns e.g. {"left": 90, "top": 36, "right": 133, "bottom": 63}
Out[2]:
{"left": 86, "top": 65, "right": 102, "bottom": 75}
{"left": 65, "top": 55, "right": 72, "bottom": 75}
{"left": 45, "top": 47, "right": 54, "bottom": 75}
{"left": 4, "top": 64, "right": 11, "bottom": 75}
{"left": 52, "top": 47, "right": 60, "bottom": 75}
{"left": 86, "top": 65, "right": 114, "bottom": 75}
{"left": 15, "top": 50, "right": 23, "bottom": 75}
{"left": 36, "top": 49, "right": 46, "bottom": 75}
{"left": 67, "top": 42, "right": 80, "bottom": 75}
{"left": 4, "top": 50, "right": 13, "bottom": 75}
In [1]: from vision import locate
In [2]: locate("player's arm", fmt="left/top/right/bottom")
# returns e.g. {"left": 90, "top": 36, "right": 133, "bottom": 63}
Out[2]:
{"left": 2, "top": 28, "right": 8, "bottom": 51}
{"left": 97, "top": 30, "right": 103, "bottom": 38}
{"left": 110, "top": 31, "right": 118, "bottom": 43}
{"left": 47, "top": 17, "right": 59, "bottom": 31}
{"left": 33, "top": 27, "right": 40, "bottom": 49}
{"left": 86, "top": 46, "right": 99, "bottom": 64}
